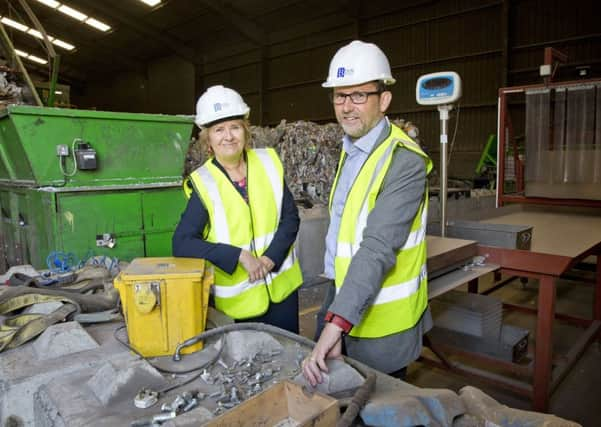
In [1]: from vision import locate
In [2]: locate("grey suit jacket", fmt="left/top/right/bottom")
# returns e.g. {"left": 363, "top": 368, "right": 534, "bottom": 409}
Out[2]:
{"left": 329, "top": 120, "right": 433, "bottom": 373}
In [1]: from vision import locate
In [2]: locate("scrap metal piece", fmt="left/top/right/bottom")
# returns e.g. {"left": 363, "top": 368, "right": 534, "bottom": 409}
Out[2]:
{"left": 200, "top": 369, "right": 213, "bottom": 384}
{"left": 134, "top": 388, "right": 158, "bottom": 409}
{"left": 152, "top": 411, "right": 177, "bottom": 423}
{"left": 182, "top": 398, "right": 198, "bottom": 412}
{"left": 170, "top": 395, "right": 186, "bottom": 412}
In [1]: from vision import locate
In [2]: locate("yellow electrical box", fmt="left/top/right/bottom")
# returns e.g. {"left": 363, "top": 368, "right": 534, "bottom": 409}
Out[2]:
{"left": 114, "top": 257, "right": 213, "bottom": 357}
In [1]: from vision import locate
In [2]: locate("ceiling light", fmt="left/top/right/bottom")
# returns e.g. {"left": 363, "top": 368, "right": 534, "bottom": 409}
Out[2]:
{"left": 55, "top": 90, "right": 63, "bottom": 95}
{"left": 27, "top": 28, "right": 55, "bottom": 41}
{"left": 29, "top": 2, "right": 111, "bottom": 33}
{"left": 1, "top": 17, "right": 29, "bottom": 32}
{"left": 52, "top": 39, "right": 75, "bottom": 50}
{"left": 34, "top": 0, "right": 60, "bottom": 8}
{"left": 139, "top": 0, "right": 161, "bottom": 6}
{"left": 27, "top": 55, "right": 48, "bottom": 64}
{"left": 85, "top": 18, "right": 110, "bottom": 32}
{"left": 0, "top": 15, "right": 74, "bottom": 50}
{"left": 58, "top": 4, "right": 87, "bottom": 21}
{"left": 13, "top": 48, "right": 48, "bottom": 65}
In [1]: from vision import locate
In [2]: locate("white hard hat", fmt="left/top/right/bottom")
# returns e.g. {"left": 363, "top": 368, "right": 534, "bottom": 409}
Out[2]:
{"left": 195, "top": 85, "right": 250, "bottom": 127}
{"left": 322, "top": 40, "right": 396, "bottom": 88}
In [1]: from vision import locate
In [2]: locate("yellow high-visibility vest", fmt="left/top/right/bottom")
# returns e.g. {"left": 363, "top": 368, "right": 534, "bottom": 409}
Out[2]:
{"left": 189, "top": 148, "right": 303, "bottom": 319}
{"left": 331, "top": 124, "right": 432, "bottom": 338}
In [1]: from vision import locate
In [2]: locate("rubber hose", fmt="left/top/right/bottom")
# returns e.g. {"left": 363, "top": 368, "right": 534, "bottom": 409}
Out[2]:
{"left": 173, "top": 322, "right": 316, "bottom": 360}
{"left": 336, "top": 372, "right": 376, "bottom": 427}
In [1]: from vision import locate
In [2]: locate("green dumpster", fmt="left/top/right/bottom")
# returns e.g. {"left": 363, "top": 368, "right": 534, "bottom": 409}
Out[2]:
{"left": 0, "top": 105, "right": 194, "bottom": 270}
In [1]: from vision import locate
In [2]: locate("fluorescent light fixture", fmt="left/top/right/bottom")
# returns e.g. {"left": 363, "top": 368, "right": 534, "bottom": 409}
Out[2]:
{"left": 85, "top": 18, "right": 110, "bottom": 32}
{"left": 52, "top": 38, "right": 75, "bottom": 50}
{"left": 139, "top": 0, "right": 161, "bottom": 6}
{"left": 27, "top": 29, "right": 56, "bottom": 41}
{"left": 58, "top": 4, "right": 87, "bottom": 21}
{"left": 1, "top": 17, "right": 29, "bottom": 32}
{"left": 30, "top": 2, "right": 112, "bottom": 33}
{"left": 28, "top": 55, "right": 48, "bottom": 64}
{"left": 55, "top": 90, "right": 63, "bottom": 95}
{"left": 35, "top": 0, "right": 60, "bottom": 8}
{"left": 0, "top": 15, "right": 75, "bottom": 51}
{"left": 14, "top": 48, "right": 48, "bottom": 65}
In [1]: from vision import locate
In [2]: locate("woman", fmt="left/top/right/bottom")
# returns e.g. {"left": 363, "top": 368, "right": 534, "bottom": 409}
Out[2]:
{"left": 173, "top": 85, "right": 303, "bottom": 333}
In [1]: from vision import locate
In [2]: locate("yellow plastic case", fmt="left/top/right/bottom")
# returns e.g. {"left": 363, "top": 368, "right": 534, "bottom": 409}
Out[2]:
{"left": 114, "top": 257, "right": 212, "bottom": 357}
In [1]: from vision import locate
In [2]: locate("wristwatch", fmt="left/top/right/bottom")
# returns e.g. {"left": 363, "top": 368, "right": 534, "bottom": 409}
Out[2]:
{"left": 324, "top": 311, "right": 353, "bottom": 335}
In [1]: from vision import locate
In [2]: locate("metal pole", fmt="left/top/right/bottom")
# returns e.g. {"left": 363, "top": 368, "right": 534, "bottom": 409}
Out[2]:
{"left": 48, "top": 55, "right": 61, "bottom": 107}
{"left": 438, "top": 105, "right": 452, "bottom": 237}
{"left": 0, "top": 22, "right": 43, "bottom": 106}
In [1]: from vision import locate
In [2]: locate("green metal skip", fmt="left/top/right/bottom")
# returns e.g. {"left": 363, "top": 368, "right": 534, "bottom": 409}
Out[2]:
{"left": 0, "top": 105, "right": 194, "bottom": 269}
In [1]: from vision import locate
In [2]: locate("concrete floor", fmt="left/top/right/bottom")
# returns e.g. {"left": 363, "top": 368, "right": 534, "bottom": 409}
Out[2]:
{"left": 299, "top": 269, "right": 601, "bottom": 427}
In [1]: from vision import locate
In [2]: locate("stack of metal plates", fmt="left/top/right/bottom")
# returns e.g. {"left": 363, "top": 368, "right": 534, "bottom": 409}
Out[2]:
{"left": 432, "top": 290, "right": 502, "bottom": 340}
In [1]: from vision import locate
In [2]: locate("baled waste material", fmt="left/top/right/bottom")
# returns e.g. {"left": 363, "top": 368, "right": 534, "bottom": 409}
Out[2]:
{"left": 183, "top": 119, "right": 421, "bottom": 206}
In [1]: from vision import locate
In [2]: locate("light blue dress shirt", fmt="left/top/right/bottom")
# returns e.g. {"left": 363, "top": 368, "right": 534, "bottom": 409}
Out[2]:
{"left": 323, "top": 117, "right": 389, "bottom": 279}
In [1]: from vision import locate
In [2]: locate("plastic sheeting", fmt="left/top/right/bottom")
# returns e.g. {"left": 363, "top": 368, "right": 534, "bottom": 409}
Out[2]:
{"left": 524, "top": 84, "right": 601, "bottom": 200}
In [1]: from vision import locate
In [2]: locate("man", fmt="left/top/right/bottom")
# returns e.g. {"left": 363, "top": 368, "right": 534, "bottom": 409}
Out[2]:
{"left": 302, "top": 40, "right": 433, "bottom": 385}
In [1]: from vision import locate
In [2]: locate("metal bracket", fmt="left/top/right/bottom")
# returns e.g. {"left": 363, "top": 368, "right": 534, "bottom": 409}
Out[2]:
{"left": 96, "top": 233, "right": 116, "bottom": 248}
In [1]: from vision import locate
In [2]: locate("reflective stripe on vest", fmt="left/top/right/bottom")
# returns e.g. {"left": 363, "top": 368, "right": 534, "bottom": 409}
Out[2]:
{"left": 196, "top": 167, "right": 230, "bottom": 242}
{"left": 190, "top": 148, "right": 302, "bottom": 319}
{"left": 337, "top": 202, "right": 428, "bottom": 258}
{"left": 332, "top": 124, "right": 432, "bottom": 338}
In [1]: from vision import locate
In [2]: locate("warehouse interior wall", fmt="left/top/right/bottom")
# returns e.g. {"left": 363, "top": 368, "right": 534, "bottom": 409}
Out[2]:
{"left": 76, "top": 55, "right": 195, "bottom": 116}
{"left": 76, "top": 0, "right": 599, "bottom": 180}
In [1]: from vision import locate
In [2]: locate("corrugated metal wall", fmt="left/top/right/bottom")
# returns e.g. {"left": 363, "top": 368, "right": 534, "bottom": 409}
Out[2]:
{"left": 198, "top": 0, "right": 600, "bottom": 179}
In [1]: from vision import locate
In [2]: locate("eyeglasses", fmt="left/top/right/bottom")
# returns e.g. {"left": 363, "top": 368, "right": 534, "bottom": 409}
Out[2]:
{"left": 330, "top": 90, "right": 381, "bottom": 105}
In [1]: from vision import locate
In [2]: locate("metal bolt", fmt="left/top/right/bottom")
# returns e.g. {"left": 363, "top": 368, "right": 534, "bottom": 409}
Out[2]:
{"left": 151, "top": 411, "right": 176, "bottom": 422}
{"left": 200, "top": 369, "right": 212, "bottom": 384}
{"left": 181, "top": 391, "right": 194, "bottom": 403}
{"left": 230, "top": 387, "right": 239, "bottom": 403}
{"left": 170, "top": 395, "right": 186, "bottom": 412}
{"left": 182, "top": 398, "right": 198, "bottom": 412}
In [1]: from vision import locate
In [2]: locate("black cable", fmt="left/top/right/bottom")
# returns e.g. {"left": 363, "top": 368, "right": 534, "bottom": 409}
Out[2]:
{"left": 113, "top": 324, "right": 224, "bottom": 372}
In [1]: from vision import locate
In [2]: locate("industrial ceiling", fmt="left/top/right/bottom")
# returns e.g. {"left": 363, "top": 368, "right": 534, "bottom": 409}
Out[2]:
{"left": 0, "top": 0, "right": 364, "bottom": 87}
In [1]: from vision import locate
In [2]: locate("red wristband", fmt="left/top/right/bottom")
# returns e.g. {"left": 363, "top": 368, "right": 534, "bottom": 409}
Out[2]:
{"left": 324, "top": 311, "right": 353, "bottom": 335}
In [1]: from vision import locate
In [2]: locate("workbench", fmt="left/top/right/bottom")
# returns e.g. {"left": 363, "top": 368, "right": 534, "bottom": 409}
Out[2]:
{"left": 433, "top": 205, "right": 601, "bottom": 412}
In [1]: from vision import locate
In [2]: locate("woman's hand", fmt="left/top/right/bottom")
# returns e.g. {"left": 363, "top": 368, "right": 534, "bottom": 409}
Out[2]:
{"left": 239, "top": 249, "right": 266, "bottom": 282}
{"left": 259, "top": 256, "right": 275, "bottom": 273}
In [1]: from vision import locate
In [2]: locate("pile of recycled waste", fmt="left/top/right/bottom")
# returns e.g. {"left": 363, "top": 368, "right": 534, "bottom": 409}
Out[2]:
{"left": 183, "top": 119, "right": 421, "bottom": 206}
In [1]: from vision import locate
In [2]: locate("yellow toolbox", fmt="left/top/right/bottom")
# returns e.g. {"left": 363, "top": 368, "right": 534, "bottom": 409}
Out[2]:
{"left": 114, "top": 257, "right": 212, "bottom": 357}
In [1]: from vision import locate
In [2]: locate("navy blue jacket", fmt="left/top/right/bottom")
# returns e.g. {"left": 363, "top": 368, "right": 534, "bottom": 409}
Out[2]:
{"left": 172, "top": 159, "right": 300, "bottom": 275}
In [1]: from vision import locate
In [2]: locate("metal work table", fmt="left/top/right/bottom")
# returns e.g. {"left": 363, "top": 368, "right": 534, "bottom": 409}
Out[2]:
{"left": 471, "top": 206, "right": 601, "bottom": 412}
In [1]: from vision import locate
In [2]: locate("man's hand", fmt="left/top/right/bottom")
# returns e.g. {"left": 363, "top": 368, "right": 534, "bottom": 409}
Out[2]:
{"left": 239, "top": 249, "right": 266, "bottom": 282}
{"left": 302, "top": 322, "right": 344, "bottom": 387}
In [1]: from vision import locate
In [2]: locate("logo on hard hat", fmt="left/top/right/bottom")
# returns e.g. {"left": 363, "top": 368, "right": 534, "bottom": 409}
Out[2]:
{"left": 213, "top": 102, "right": 231, "bottom": 112}
{"left": 336, "top": 67, "right": 354, "bottom": 78}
